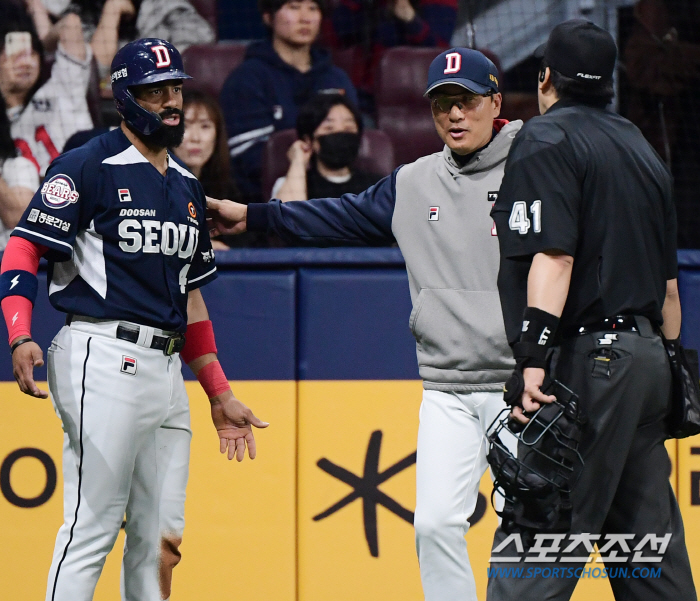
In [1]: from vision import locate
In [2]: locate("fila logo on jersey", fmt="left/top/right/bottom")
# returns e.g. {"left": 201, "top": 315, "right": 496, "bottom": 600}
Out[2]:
{"left": 121, "top": 356, "right": 137, "bottom": 376}
{"left": 41, "top": 174, "right": 79, "bottom": 209}
{"left": 151, "top": 45, "right": 171, "bottom": 68}
{"left": 429, "top": 206, "right": 440, "bottom": 221}
{"left": 119, "top": 189, "right": 132, "bottom": 202}
{"left": 444, "top": 52, "right": 462, "bottom": 74}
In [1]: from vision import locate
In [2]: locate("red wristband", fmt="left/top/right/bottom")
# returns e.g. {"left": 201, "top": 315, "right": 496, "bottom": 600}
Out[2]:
{"left": 2, "top": 296, "right": 32, "bottom": 344}
{"left": 1, "top": 237, "right": 47, "bottom": 345}
{"left": 197, "top": 361, "right": 230, "bottom": 398}
{"left": 180, "top": 319, "right": 217, "bottom": 364}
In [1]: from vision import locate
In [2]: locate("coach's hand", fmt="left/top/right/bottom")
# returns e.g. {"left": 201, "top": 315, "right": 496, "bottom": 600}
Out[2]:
{"left": 210, "top": 390, "right": 269, "bottom": 461}
{"left": 11, "top": 337, "right": 49, "bottom": 398}
{"left": 206, "top": 197, "right": 248, "bottom": 236}
{"left": 511, "top": 366, "right": 555, "bottom": 425}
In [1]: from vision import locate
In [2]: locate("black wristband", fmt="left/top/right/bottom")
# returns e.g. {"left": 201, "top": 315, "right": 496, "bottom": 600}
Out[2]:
{"left": 520, "top": 306, "right": 560, "bottom": 347}
{"left": 10, "top": 337, "right": 33, "bottom": 355}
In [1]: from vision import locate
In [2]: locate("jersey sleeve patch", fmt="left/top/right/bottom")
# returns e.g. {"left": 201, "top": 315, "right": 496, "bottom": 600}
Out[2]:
{"left": 40, "top": 174, "right": 80, "bottom": 209}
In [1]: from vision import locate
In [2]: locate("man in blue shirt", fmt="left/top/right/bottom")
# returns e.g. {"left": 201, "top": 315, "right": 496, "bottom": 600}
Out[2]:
{"left": 221, "top": 0, "right": 358, "bottom": 203}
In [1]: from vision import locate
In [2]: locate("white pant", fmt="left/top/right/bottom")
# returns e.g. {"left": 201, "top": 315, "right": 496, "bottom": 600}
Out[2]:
{"left": 414, "top": 389, "right": 509, "bottom": 601}
{"left": 45, "top": 320, "right": 191, "bottom": 601}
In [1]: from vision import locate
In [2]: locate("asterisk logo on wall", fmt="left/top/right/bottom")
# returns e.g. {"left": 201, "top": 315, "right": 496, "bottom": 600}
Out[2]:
{"left": 313, "top": 429, "right": 488, "bottom": 558}
{"left": 313, "top": 430, "right": 416, "bottom": 557}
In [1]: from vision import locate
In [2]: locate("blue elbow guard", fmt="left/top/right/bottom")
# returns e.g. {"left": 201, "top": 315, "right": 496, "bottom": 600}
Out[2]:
{"left": 0, "top": 270, "right": 39, "bottom": 305}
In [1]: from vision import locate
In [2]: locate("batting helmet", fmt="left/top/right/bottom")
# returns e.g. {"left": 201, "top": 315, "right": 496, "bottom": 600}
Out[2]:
{"left": 111, "top": 38, "right": 192, "bottom": 136}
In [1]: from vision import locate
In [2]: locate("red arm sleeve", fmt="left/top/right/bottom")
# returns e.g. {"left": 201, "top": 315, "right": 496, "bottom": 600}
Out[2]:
{"left": 1, "top": 237, "right": 47, "bottom": 344}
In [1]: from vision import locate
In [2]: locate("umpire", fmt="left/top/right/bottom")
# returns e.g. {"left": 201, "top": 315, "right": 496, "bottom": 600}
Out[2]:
{"left": 488, "top": 20, "right": 696, "bottom": 600}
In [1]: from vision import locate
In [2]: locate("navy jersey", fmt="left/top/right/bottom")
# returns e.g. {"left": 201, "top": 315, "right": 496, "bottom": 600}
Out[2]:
{"left": 13, "top": 128, "right": 217, "bottom": 332}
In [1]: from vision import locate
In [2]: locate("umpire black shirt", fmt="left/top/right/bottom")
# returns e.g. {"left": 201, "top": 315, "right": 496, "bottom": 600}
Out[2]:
{"left": 492, "top": 99, "right": 678, "bottom": 346}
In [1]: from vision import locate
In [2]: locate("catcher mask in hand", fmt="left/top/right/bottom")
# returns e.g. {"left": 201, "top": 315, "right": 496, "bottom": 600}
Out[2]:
{"left": 486, "top": 380, "right": 586, "bottom": 541}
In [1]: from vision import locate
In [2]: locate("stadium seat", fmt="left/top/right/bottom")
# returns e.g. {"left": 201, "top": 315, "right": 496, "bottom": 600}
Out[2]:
{"left": 189, "top": 0, "right": 218, "bottom": 35}
{"left": 261, "top": 128, "right": 396, "bottom": 200}
{"left": 182, "top": 43, "right": 248, "bottom": 98}
{"left": 375, "top": 47, "right": 444, "bottom": 165}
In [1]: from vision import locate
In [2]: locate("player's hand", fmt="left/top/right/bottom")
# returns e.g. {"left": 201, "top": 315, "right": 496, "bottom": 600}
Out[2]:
{"left": 206, "top": 197, "right": 248, "bottom": 236}
{"left": 510, "top": 367, "right": 556, "bottom": 425}
{"left": 11, "top": 337, "right": 49, "bottom": 398}
{"left": 209, "top": 390, "right": 269, "bottom": 461}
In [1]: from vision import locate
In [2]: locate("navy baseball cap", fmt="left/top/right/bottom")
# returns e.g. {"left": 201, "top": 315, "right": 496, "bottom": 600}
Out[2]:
{"left": 534, "top": 20, "right": 617, "bottom": 84}
{"left": 425, "top": 48, "right": 500, "bottom": 96}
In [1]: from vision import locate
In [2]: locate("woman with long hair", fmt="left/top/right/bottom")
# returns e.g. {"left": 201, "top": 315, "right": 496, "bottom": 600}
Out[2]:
{"left": 173, "top": 90, "right": 259, "bottom": 248}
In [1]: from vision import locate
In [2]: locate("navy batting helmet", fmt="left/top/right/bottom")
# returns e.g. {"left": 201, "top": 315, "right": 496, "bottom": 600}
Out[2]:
{"left": 111, "top": 38, "right": 192, "bottom": 135}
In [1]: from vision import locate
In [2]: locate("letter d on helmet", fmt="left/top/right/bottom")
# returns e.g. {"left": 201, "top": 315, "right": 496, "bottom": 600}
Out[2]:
{"left": 111, "top": 38, "right": 192, "bottom": 136}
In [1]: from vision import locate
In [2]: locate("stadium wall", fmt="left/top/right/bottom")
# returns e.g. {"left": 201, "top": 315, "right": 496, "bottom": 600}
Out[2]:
{"left": 1, "top": 248, "right": 699, "bottom": 600}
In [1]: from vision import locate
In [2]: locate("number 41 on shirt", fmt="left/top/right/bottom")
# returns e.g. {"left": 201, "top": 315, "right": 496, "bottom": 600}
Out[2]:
{"left": 509, "top": 200, "right": 542, "bottom": 235}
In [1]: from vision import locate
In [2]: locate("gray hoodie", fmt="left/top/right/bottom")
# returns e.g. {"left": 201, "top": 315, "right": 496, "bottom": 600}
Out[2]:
{"left": 248, "top": 120, "right": 523, "bottom": 392}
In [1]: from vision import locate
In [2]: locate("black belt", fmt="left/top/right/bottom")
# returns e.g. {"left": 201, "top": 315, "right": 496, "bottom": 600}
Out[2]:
{"left": 562, "top": 315, "right": 639, "bottom": 338}
{"left": 66, "top": 315, "right": 186, "bottom": 356}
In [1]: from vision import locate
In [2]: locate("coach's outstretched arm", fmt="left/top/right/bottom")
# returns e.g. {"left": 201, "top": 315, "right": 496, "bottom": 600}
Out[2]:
{"left": 181, "top": 289, "right": 269, "bottom": 461}
{"left": 207, "top": 170, "right": 399, "bottom": 246}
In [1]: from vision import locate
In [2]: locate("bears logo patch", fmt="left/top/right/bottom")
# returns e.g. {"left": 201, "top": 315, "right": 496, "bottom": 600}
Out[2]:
{"left": 41, "top": 174, "right": 79, "bottom": 209}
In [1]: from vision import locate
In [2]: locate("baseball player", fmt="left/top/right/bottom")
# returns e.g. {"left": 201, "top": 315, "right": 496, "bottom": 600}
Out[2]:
{"left": 489, "top": 21, "right": 695, "bottom": 600}
{"left": 0, "top": 39, "right": 267, "bottom": 601}
{"left": 207, "top": 48, "right": 520, "bottom": 601}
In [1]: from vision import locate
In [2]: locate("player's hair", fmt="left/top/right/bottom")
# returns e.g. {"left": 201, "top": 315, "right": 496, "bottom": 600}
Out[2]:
{"left": 258, "top": 0, "right": 326, "bottom": 17}
{"left": 296, "top": 92, "right": 363, "bottom": 141}
{"left": 541, "top": 59, "right": 614, "bottom": 105}
{"left": 180, "top": 90, "right": 239, "bottom": 200}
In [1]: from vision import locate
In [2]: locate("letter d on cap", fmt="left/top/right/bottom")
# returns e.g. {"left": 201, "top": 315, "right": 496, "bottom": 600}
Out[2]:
{"left": 444, "top": 52, "right": 462, "bottom": 74}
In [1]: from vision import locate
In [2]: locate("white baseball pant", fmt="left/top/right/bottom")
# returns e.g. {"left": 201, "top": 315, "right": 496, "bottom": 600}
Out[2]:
{"left": 45, "top": 319, "right": 191, "bottom": 601}
{"left": 414, "top": 389, "right": 511, "bottom": 601}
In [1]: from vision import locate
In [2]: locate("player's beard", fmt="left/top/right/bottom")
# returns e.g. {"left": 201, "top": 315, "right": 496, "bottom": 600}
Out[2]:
{"left": 128, "top": 108, "right": 186, "bottom": 151}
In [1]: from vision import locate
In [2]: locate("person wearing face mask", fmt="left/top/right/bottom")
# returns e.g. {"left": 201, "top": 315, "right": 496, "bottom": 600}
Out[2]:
{"left": 221, "top": 0, "right": 358, "bottom": 204}
{"left": 272, "top": 93, "right": 381, "bottom": 202}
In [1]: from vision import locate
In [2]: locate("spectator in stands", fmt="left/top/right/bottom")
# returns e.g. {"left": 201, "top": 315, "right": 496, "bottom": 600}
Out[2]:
{"left": 625, "top": 0, "right": 700, "bottom": 247}
{"left": 38, "top": 0, "right": 214, "bottom": 78}
{"left": 173, "top": 90, "right": 262, "bottom": 249}
{"left": 0, "top": 11, "right": 93, "bottom": 176}
{"left": 0, "top": 92, "right": 39, "bottom": 249}
{"left": 220, "top": 0, "right": 358, "bottom": 204}
{"left": 174, "top": 90, "right": 241, "bottom": 201}
{"left": 330, "top": 0, "right": 457, "bottom": 111}
{"left": 272, "top": 93, "right": 381, "bottom": 201}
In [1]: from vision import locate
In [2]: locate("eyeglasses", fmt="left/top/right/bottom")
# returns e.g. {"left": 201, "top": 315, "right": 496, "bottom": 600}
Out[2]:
{"left": 429, "top": 92, "right": 493, "bottom": 114}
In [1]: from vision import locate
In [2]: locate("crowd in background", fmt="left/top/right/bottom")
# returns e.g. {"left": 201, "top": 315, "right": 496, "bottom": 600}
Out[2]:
{"left": 0, "top": 0, "right": 699, "bottom": 249}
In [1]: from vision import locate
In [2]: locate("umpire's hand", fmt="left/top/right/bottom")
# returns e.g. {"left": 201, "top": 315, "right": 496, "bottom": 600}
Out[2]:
{"left": 511, "top": 366, "right": 556, "bottom": 425}
{"left": 11, "top": 337, "right": 49, "bottom": 398}
{"left": 209, "top": 390, "right": 269, "bottom": 461}
{"left": 206, "top": 197, "right": 248, "bottom": 236}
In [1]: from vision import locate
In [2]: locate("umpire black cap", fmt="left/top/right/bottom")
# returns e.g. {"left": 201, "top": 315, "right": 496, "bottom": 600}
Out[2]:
{"left": 535, "top": 20, "right": 617, "bottom": 85}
